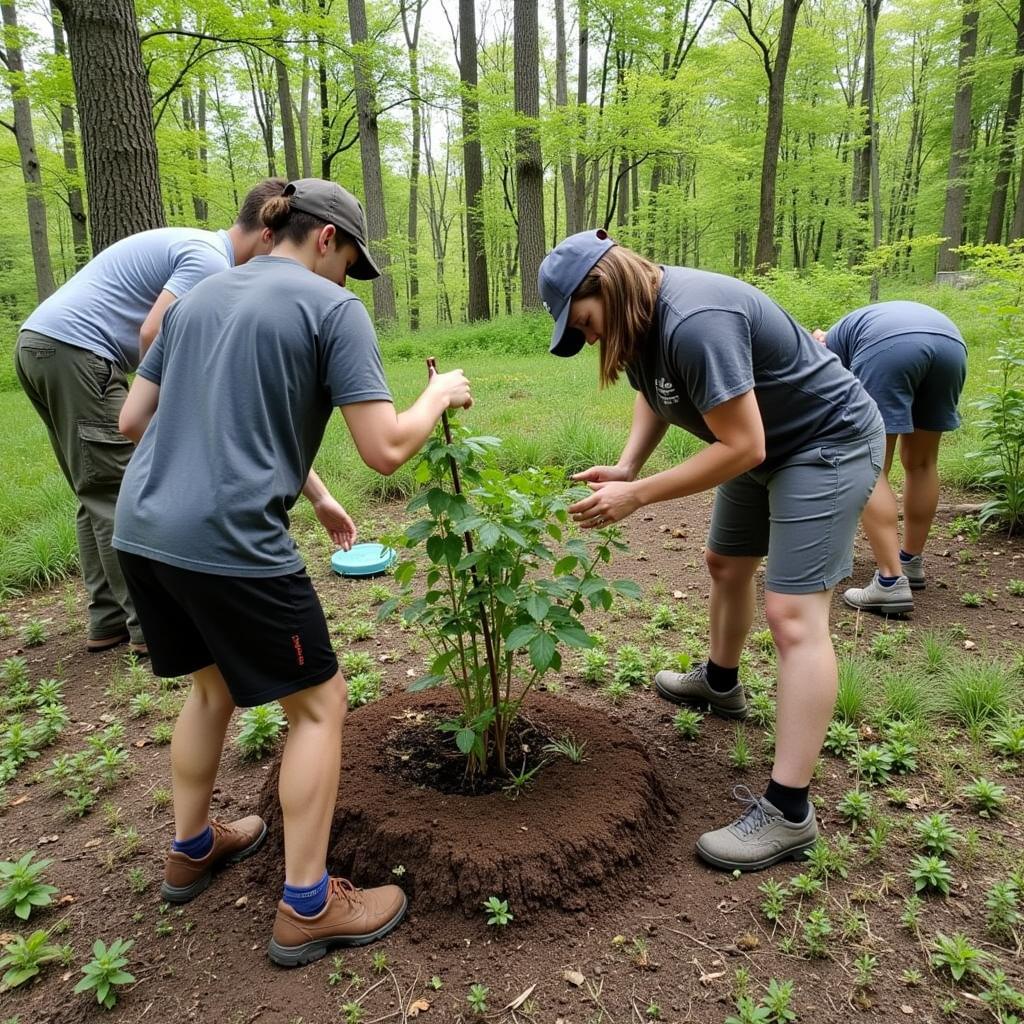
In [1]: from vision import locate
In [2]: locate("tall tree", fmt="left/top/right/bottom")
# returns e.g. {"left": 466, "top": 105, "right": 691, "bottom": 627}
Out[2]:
{"left": 2, "top": 0, "right": 56, "bottom": 299}
{"left": 938, "top": 0, "right": 979, "bottom": 273}
{"left": 270, "top": 0, "right": 300, "bottom": 181}
{"left": 849, "top": 0, "right": 881, "bottom": 267}
{"left": 348, "top": 0, "right": 396, "bottom": 322}
{"left": 554, "top": 0, "right": 576, "bottom": 235}
{"left": 726, "top": 0, "right": 804, "bottom": 271}
{"left": 54, "top": 0, "right": 164, "bottom": 251}
{"left": 401, "top": 0, "right": 424, "bottom": 329}
{"left": 513, "top": 0, "right": 545, "bottom": 308}
{"left": 573, "top": 0, "right": 589, "bottom": 234}
{"left": 458, "top": 0, "right": 490, "bottom": 319}
{"left": 986, "top": 0, "right": 1024, "bottom": 243}
{"left": 50, "top": 4, "right": 88, "bottom": 269}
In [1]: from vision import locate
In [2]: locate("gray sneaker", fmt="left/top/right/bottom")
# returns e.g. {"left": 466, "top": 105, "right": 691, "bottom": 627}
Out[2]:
{"left": 900, "top": 553, "right": 925, "bottom": 590}
{"left": 842, "top": 572, "right": 914, "bottom": 615}
{"left": 654, "top": 661, "right": 747, "bottom": 720}
{"left": 696, "top": 787, "right": 818, "bottom": 872}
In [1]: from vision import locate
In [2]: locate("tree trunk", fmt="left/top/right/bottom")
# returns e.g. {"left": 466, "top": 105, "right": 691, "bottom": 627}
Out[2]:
{"left": 3, "top": 0, "right": 56, "bottom": 299}
{"left": 938, "top": 0, "right": 979, "bottom": 273}
{"left": 554, "top": 0, "right": 576, "bottom": 235}
{"left": 299, "top": 54, "right": 312, "bottom": 177}
{"left": 54, "top": 0, "right": 164, "bottom": 251}
{"left": 986, "top": 0, "right": 1024, "bottom": 242}
{"left": 754, "top": 0, "right": 803, "bottom": 271}
{"left": 514, "top": 0, "right": 546, "bottom": 309}
{"left": 271, "top": 0, "right": 300, "bottom": 181}
{"left": 196, "top": 84, "right": 208, "bottom": 222}
{"left": 349, "top": 0, "right": 396, "bottom": 322}
{"left": 849, "top": 0, "right": 881, "bottom": 268}
{"left": 50, "top": 4, "right": 87, "bottom": 269}
{"left": 401, "top": 0, "right": 423, "bottom": 330}
{"left": 573, "top": 0, "right": 589, "bottom": 233}
{"left": 459, "top": 0, "right": 490, "bottom": 320}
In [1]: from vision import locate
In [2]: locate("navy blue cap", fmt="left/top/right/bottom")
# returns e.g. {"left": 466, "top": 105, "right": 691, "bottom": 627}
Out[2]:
{"left": 539, "top": 229, "right": 617, "bottom": 356}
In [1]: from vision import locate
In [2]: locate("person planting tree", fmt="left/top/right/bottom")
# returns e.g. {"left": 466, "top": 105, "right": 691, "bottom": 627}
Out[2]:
{"left": 112, "top": 180, "right": 472, "bottom": 965}
{"left": 14, "top": 178, "right": 287, "bottom": 656}
{"left": 811, "top": 301, "right": 968, "bottom": 615}
{"left": 539, "top": 230, "right": 884, "bottom": 872}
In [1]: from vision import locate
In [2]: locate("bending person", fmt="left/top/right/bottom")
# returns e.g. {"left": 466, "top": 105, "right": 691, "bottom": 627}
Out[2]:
{"left": 812, "top": 300, "right": 967, "bottom": 615}
{"left": 540, "top": 230, "right": 883, "bottom": 872}
{"left": 15, "top": 178, "right": 285, "bottom": 655}
{"left": 113, "top": 180, "right": 472, "bottom": 965}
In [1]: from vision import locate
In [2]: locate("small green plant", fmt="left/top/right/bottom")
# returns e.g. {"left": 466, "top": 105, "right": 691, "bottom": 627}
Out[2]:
{"left": 759, "top": 879, "right": 787, "bottom": 923}
{"left": 884, "top": 737, "right": 918, "bottom": 774}
{"left": 151, "top": 723, "right": 173, "bottom": 745}
{"left": 964, "top": 776, "right": 1007, "bottom": 817}
{"left": 725, "top": 996, "right": 772, "bottom": 1024}
{"left": 0, "top": 929, "right": 62, "bottom": 988}
{"left": 1, "top": 656, "right": 29, "bottom": 688}
{"left": 614, "top": 644, "right": 648, "bottom": 687}
{"left": 984, "top": 880, "right": 1022, "bottom": 938}
{"left": 870, "top": 625, "right": 909, "bottom": 660}
{"left": 33, "top": 703, "right": 68, "bottom": 746}
{"left": 371, "top": 950, "right": 388, "bottom": 973}
{"left": 235, "top": 703, "right": 286, "bottom": 759}
{"left": 823, "top": 720, "right": 858, "bottom": 757}
{"left": 672, "top": 708, "right": 703, "bottom": 740}
{"left": 789, "top": 872, "right": 822, "bottom": 898}
{"left": 649, "top": 604, "right": 675, "bottom": 631}
{"left": 501, "top": 758, "right": 546, "bottom": 799}
{"left": 428, "top": 975, "right": 443, "bottom": 990}
{"left": 929, "top": 931, "right": 988, "bottom": 983}
{"left": 21, "top": 620, "right": 47, "bottom": 647}
{"left": 901, "top": 967, "right": 923, "bottom": 986}
{"left": 33, "top": 679, "right": 63, "bottom": 706}
{"left": 64, "top": 782, "right": 96, "bottom": 817}
{"left": 341, "top": 1002, "right": 364, "bottom": 1024}
{"left": 853, "top": 952, "right": 877, "bottom": 989}
{"left": 977, "top": 968, "right": 1024, "bottom": 1017}
{"left": 761, "top": 978, "right": 796, "bottom": 1022}
{"left": 943, "top": 660, "right": 1014, "bottom": 728}
{"left": 347, "top": 671, "right": 382, "bottom": 708}
{"left": 915, "top": 813, "right": 962, "bottom": 857}
{"left": 837, "top": 789, "right": 872, "bottom": 827}
{"left": 645, "top": 1001, "right": 662, "bottom": 1020}
{"left": 853, "top": 744, "right": 893, "bottom": 786}
{"left": 603, "top": 678, "right": 631, "bottom": 704}
{"left": 94, "top": 746, "right": 130, "bottom": 789}
{"left": 835, "top": 658, "right": 869, "bottom": 722}
{"left": 908, "top": 854, "right": 953, "bottom": 895}
{"left": 960, "top": 592, "right": 982, "bottom": 608}
{"left": 0, "top": 852, "right": 58, "bottom": 920}
{"left": 989, "top": 715, "right": 1024, "bottom": 759}
{"left": 729, "top": 725, "right": 751, "bottom": 768}
{"left": 901, "top": 894, "right": 923, "bottom": 932}
{"left": 151, "top": 787, "right": 171, "bottom": 809}
{"left": 482, "top": 895, "right": 512, "bottom": 926}
{"left": 542, "top": 733, "right": 588, "bottom": 763}
{"left": 127, "top": 867, "right": 148, "bottom": 894}
{"left": 580, "top": 648, "right": 609, "bottom": 683}
{"left": 129, "top": 692, "right": 156, "bottom": 718}
{"left": 1008, "top": 579, "right": 1024, "bottom": 597}
{"left": 801, "top": 907, "right": 832, "bottom": 957}
{"left": 74, "top": 937, "right": 136, "bottom": 1009}
{"left": 467, "top": 982, "right": 489, "bottom": 1015}
{"left": 340, "top": 651, "right": 375, "bottom": 676}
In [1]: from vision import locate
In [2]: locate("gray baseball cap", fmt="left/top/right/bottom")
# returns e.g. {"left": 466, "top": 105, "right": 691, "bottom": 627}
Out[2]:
{"left": 283, "top": 178, "right": 381, "bottom": 280}
{"left": 538, "top": 229, "right": 617, "bottom": 356}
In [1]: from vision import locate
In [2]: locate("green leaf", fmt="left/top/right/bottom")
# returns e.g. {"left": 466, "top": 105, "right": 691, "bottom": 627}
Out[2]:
{"left": 442, "top": 533, "right": 463, "bottom": 565}
{"left": 408, "top": 673, "right": 446, "bottom": 692}
{"left": 455, "top": 728, "right": 477, "bottom": 755}
{"left": 394, "top": 560, "right": 417, "bottom": 587}
{"left": 507, "top": 624, "right": 538, "bottom": 650}
{"left": 554, "top": 625, "right": 595, "bottom": 649}
{"left": 528, "top": 631, "right": 556, "bottom": 673}
{"left": 430, "top": 650, "right": 459, "bottom": 675}
{"left": 425, "top": 535, "right": 445, "bottom": 564}
{"left": 478, "top": 522, "right": 501, "bottom": 549}
{"left": 553, "top": 555, "right": 578, "bottom": 575}
{"left": 376, "top": 597, "right": 400, "bottom": 621}
{"left": 525, "top": 593, "right": 551, "bottom": 622}
{"left": 456, "top": 551, "right": 482, "bottom": 572}
{"left": 426, "top": 489, "right": 452, "bottom": 516}
{"left": 405, "top": 518, "right": 436, "bottom": 543}
{"left": 494, "top": 584, "right": 516, "bottom": 605}
{"left": 4, "top": 964, "right": 40, "bottom": 988}
{"left": 611, "top": 579, "right": 642, "bottom": 600}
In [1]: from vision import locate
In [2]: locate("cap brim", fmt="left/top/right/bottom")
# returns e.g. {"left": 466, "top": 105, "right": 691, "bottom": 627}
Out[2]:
{"left": 348, "top": 241, "right": 381, "bottom": 281}
{"left": 549, "top": 301, "right": 586, "bottom": 357}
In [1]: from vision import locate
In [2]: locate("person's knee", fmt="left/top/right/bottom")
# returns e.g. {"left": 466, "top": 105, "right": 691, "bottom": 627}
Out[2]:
{"left": 765, "top": 596, "right": 822, "bottom": 654}
{"left": 282, "top": 673, "right": 347, "bottom": 728}
{"left": 900, "top": 436, "right": 940, "bottom": 473}
{"left": 706, "top": 549, "right": 752, "bottom": 586}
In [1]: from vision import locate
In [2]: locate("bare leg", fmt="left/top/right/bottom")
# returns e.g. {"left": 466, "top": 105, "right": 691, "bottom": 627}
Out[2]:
{"left": 705, "top": 551, "right": 762, "bottom": 667}
{"left": 900, "top": 430, "right": 943, "bottom": 555}
{"left": 764, "top": 590, "right": 835, "bottom": 787}
{"left": 171, "top": 664, "right": 236, "bottom": 841}
{"left": 858, "top": 434, "right": 902, "bottom": 578}
{"left": 278, "top": 673, "right": 347, "bottom": 888}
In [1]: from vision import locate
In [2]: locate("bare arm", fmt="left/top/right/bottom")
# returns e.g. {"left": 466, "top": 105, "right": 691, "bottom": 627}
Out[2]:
{"left": 573, "top": 392, "right": 669, "bottom": 484}
{"left": 118, "top": 377, "right": 161, "bottom": 443}
{"left": 139, "top": 290, "right": 178, "bottom": 357}
{"left": 340, "top": 369, "right": 472, "bottom": 476}
{"left": 302, "top": 469, "right": 357, "bottom": 550}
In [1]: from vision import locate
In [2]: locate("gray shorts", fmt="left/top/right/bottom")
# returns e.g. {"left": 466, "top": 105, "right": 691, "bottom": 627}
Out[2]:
{"left": 853, "top": 334, "right": 967, "bottom": 434}
{"left": 708, "top": 424, "right": 885, "bottom": 594}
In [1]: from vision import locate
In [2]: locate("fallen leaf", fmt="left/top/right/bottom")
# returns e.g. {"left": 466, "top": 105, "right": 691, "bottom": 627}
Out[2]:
{"left": 38, "top": 834, "right": 59, "bottom": 845}
{"left": 10, "top": 795, "right": 30, "bottom": 807}
{"left": 505, "top": 984, "right": 536, "bottom": 1010}
{"left": 61, "top": 970, "right": 72, "bottom": 982}
{"left": 963, "top": 640, "right": 977, "bottom": 650}
{"left": 407, "top": 999, "right": 430, "bottom": 1017}
{"left": 563, "top": 969, "right": 585, "bottom": 987}
{"left": 671, "top": 528, "right": 686, "bottom": 538}
{"left": 58, "top": 895, "right": 75, "bottom": 905}
{"left": 133, "top": 739, "right": 149, "bottom": 748}
{"left": 235, "top": 896, "right": 248, "bottom": 908}
{"left": 84, "top": 838, "right": 101, "bottom": 849}
{"left": 699, "top": 970, "right": 725, "bottom": 985}
{"left": 735, "top": 932, "right": 760, "bottom": 951}
{"left": 901, "top": 1006, "right": 915, "bottom": 1016}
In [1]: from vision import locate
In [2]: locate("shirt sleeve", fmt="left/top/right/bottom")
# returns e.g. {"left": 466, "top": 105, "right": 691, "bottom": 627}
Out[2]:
{"left": 824, "top": 314, "right": 850, "bottom": 366}
{"left": 319, "top": 298, "right": 393, "bottom": 407}
{"left": 163, "top": 240, "right": 230, "bottom": 298}
{"left": 666, "top": 308, "right": 754, "bottom": 415}
{"left": 136, "top": 327, "right": 165, "bottom": 385}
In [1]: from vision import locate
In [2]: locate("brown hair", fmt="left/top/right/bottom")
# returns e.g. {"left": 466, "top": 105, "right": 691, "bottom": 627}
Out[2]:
{"left": 572, "top": 244, "right": 661, "bottom": 387}
{"left": 235, "top": 178, "right": 287, "bottom": 231}
{"left": 258, "top": 194, "right": 351, "bottom": 250}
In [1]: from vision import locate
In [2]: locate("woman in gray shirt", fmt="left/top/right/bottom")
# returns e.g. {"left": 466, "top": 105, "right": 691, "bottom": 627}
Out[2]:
{"left": 540, "top": 231, "right": 884, "bottom": 873}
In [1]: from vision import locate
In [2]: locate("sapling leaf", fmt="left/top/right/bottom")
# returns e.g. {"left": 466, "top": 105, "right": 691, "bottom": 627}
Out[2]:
{"left": 408, "top": 674, "right": 446, "bottom": 692}
{"left": 507, "top": 625, "right": 538, "bottom": 650}
{"left": 528, "top": 631, "right": 557, "bottom": 672}
{"left": 526, "top": 594, "right": 550, "bottom": 622}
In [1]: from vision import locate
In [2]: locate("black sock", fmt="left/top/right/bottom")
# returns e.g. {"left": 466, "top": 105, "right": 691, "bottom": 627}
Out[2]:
{"left": 705, "top": 659, "right": 739, "bottom": 693}
{"left": 764, "top": 778, "right": 810, "bottom": 822}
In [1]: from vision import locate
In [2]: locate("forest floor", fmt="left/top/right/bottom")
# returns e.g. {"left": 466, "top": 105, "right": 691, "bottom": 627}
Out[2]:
{"left": 2, "top": 489, "right": 1024, "bottom": 1024}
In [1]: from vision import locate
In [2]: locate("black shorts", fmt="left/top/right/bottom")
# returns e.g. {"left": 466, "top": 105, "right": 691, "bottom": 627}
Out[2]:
{"left": 117, "top": 552, "right": 338, "bottom": 707}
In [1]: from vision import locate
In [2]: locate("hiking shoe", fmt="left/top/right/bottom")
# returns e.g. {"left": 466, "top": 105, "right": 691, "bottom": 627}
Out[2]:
{"left": 86, "top": 631, "right": 129, "bottom": 653}
{"left": 900, "top": 553, "right": 925, "bottom": 590}
{"left": 654, "top": 661, "right": 747, "bottom": 719}
{"left": 696, "top": 786, "right": 818, "bottom": 872}
{"left": 268, "top": 877, "right": 408, "bottom": 967}
{"left": 160, "top": 816, "right": 268, "bottom": 903}
{"left": 842, "top": 572, "right": 914, "bottom": 615}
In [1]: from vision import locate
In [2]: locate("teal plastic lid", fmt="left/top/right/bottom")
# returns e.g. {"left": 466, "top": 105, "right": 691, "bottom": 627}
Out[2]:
{"left": 331, "top": 543, "right": 397, "bottom": 578}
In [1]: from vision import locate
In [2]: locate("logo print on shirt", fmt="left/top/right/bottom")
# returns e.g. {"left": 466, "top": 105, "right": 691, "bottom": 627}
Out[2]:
{"left": 291, "top": 634, "right": 305, "bottom": 667}
{"left": 655, "top": 377, "right": 680, "bottom": 405}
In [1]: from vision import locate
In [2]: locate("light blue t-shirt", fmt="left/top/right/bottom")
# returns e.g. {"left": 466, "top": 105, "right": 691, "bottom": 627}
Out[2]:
{"left": 113, "top": 256, "right": 392, "bottom": 577}
{"left": 826, "top": 300, "right": 966, "bottom": 366}
{"left": 22, "top": 227, "right": 234, "bottom": 372}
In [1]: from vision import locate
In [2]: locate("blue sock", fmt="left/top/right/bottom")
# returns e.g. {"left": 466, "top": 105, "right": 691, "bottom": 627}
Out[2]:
{"left": 171, "top": 825, "right": 214, "bottom": 860}
{"left": 877, "top": 574, "right": 900, "bottom": 588}
{"left": 283, "top": 870, "right": 329, "bottom": 917}
{"left": 899, "top": 549, "right": 917, "bottom": 562}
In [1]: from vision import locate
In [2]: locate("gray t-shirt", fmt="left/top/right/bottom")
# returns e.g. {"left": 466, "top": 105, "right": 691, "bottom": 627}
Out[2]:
{"left": 22, "top": 227, "right": 234, "bottom": 371}
{"left": 113, "top": 256, "right": 392, "bottom": 577}
{"left": 826, "top": 300, "right": 966, "bottom": 367}
{"left": 626, "top": 267, "right": 880, "bottom": 469}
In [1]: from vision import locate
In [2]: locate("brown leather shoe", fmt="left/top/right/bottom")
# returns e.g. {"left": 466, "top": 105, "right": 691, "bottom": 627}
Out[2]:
{"left": 160, "top": 816, "right": 268, "bottom": 903}
{"left": 268, "top": 877, "right": 408, "bottom": 967}
{"left": 86, "top": 631, "right": 129, "bottom": 653}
